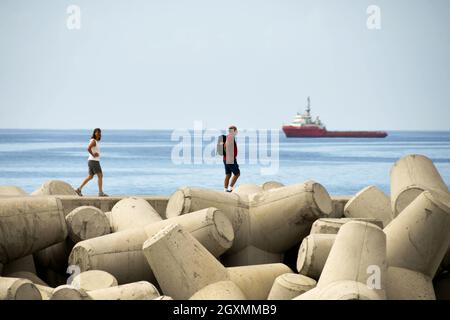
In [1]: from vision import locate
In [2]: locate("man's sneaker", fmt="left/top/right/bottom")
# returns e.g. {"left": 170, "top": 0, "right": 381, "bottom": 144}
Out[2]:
{"left": 75, "top": 188, "right": 83, "bottom": 196}
{"left": 227, "top": 186, "right": 234, "bottom": 192}
{"left": 98, "top": 192, "right": 109, "bottom": 197}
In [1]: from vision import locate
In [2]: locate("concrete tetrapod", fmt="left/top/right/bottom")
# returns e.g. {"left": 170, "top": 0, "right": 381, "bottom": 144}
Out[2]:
{"left": 295, "top": 221, "right": 387, "bottom": 300}
{"left": 0, "top": 197, "right": 68, "bottom": 264}
{"left": 71, "top": 270, "right": 118, "bottom": 291}
{"left": 31, "top": 180, "right": 77, "bottom": 196}
{"left": 34, "top": 240, "right": 72, "bottom": 274}
{"left": 142, "top": 223, "right": 234, "bottom": 300}
{"left": 2, "top": 255, "right": 37, "bottom": 275}
{"left": 267, "top": 273, "right": 317, "bottom": 300}
{"left": 110, "top": 197, "right": 162, "bottom": 232}
{"left": 65, "top": 206, "right": 111, "bottom": 243}
{"left": 0, "top": 186, "right": 28, "bottom": 197}
{"left": 384, "top": 190, "right": 450, "bottom": 278}
{"left": 261, "top": 181, "right": 285, "bottom": 191}
{"left": 309, "top": 218, "right": 383, "bottom": 235}
{"left": 50, "top": 285, "right": 92, "bottom": 300}
{"left": 296, "top": 234, "right": 336, "bottom": 280}
{"left": 0, "top": 277, "right": 42, "bottom": 300}
{"left": 87, "top": 281, "right": 160, "bottom": 300}
{"left": 390, "top": 154, "right": 449, "bottom": 217}
{"left": 386, "top": 267, "right": 435, "bottom": 300}
{"left": 6, "top": 272, "right": 48, "bottom": 286}
{"left": 166, "top": 181, "right": 333, "bottom": 266}
{"left": 227, "top": 263, "right": 294, "bottom": 300}
{"left": 69, "top": 208, "right": 234, "bottom": 284}
{"left": 344, "top": 186, "right": 393, "bottom": 227}
{"left": 233, "top": 184, "right": 263, "bottom": 196}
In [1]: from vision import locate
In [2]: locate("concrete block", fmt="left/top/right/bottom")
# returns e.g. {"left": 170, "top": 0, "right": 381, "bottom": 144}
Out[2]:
{"left": 65, "top": 206, "right": 111, "bottom": 243}
{"left": 310, "top": 217, "right": 383, "bottom": 235}
{"left": 267, "top": 273, "right": 316, "bottom": 300}
{"left": 261, "top": 181, "right": 285, "bottom": 191}
{"left": 189, "top": 281, "right": 247, "bottom": 300}
{"left": 72, "top": 270, "right": 118, "bottom": 291}
{"left": 294, "top": 280, "right": 385, "bottom": 300}
{"left": 330, "top": 195, "right": 352, "bottom": 218}
{"left": 69, "top": 207, "right": 234, "bottom": 284}
{"left": 344, "top": 186, "right": 393, "bottom": 227}
{"left": 0, "top": 197, "right": 68, "bottom": 264}
{"left": 384, "top": 190, "right": 450, "bottom": 278}
{"left": 234, "top": 184, "right": 263, "bottom": 196}
{"left": 110, "top": 197, "right": 162, "bottom": 232}
{"left": 227, "top": 263, "right": 293, "bottom": 300}
{"left": 296, "top": 234, "right": 336, "bottom": 280}
{"left": 31, "top": 180, "right": 77, "bottom": 196}
{"left": 142, "top": 223, "right": 229, "bottom": 300}
{"left": 34, "top": 240, "right": 71, "bottom": 274}
{"left": 386, "top": 267, "right": 435, "bottom": 300}
{"left": 50, "top": 284, "right": 91, "bottom": 300}
{"left": 2, "top": 255, "right": 36, "bottom": 276}
{"left": 0, "top": 277, "right": 42, "bottom": 300}
{"left": 435, "top": 275, "right": 450, "bottom": 300}
{"left": 87, "top": 281, "right": 160, "bottom": 300}
{"left": 35, "top": 284, "right": 53, "bottom": 300}
{"left": 6, "top": 271, "right": 48, "bottom": 286}
{"left": 0, "top": 186, "right": 28, "bottom": 197}
{"left": 221, "top": 245, "right": 283, "bottom": 267}
{"left": 390, "top": 154, "right": 449, "bottom": 217}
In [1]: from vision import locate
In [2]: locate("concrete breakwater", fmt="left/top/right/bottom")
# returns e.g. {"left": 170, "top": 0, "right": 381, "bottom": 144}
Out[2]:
{"left": 1, "top": 154, "right": 450, "bottom": 300}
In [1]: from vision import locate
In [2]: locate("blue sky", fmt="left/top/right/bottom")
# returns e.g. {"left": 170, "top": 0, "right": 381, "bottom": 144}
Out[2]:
{"left": 1, "top": 0, "right": 449, "bottom": 130}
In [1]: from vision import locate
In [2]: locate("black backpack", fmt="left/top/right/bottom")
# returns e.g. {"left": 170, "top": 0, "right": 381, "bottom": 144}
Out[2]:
{"left": 216, "top": 135, "right": 226, "bottom": 156}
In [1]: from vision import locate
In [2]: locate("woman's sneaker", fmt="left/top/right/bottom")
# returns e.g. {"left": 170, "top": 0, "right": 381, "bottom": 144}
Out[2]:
{"left": 98, "top": 191, "right": 109, "bottom": 197}
{"left": 75, "top": 188, "right": 83, "bottom": 196}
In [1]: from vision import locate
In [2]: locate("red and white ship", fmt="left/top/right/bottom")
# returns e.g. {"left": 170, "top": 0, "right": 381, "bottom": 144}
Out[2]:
{"left": 282, "top": 97, "right": 388, "bottom": 138}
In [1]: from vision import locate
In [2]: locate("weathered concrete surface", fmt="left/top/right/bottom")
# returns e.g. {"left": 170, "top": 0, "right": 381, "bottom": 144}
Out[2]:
{"left": 0, "top": 186, "right": 28, "bottom": 197}
{"left": 56, "top": 195, "right": 169, "bottom": 218}
{"left": 344, "top": 186, "right": 393, "bottom": 227}
{"left": 166, "top": 181, "right": 333, "bottom": 266}
{"left": 384, "top": 190, "right": 450, "bottom": 278}
{"left": 233, "top": 184, "right": 263, "bottom": 196}
{"left": 6, "top": 271, "right": 48, "bottom": 286}
{"left": 0, "top": 277, "right": 42, "bottom": 300}
{"left": 69, "top": 208, "right": 234, "bottom": 284}
{"left": 31, "top": 180, "right": 77, "bottom": 196}
{"left": 142, "top": 223, "right": 230, "bottom": 300}
{"left": 0, "top": 197, "right": 68, "bottom": 264}
{"left": 390, "top": 154, "right": 449, "bottom": 217}
{"left": 296, "top": 234, "right": 336, "bottom": 280}
{"left": 296, "top": 221, "right": 387, "bottom": 300}
{"left": 50, "top": 285, "right": 91, "bottom": 300}
{"left": 330, "top": 195, "right": 352, "bottom": 218}
{"left": 221, "top": 245, "right": 283, "bottom": 267}
{"left": 189, "top": 281, "right": 247, "bottom": 300}
{"left": 35, "top": 284, "right": 53, "bottom": 300}
{"left": 386, "top": 267, "right": 435, "bottom": 300}
{"left": 309, "top": 217, "right": 383, "bottom": 235}
{"left": 110, "top": 197, "right": 162, "bottom": 232}
{"left": 2, "top": 255, "right": 36, "bottom": 276}
{"left": 87, "top": 281, "right": 160, "bottom": 300}
{"left": 268, "top": 273, "right": 316, "bottom": 300}
{"left": 65, "top": 206, "right": 111, "bottom": 243}
{"left": 294, "top": 280, "right": 385, "bottom": 300}
{"left": 261, "top": 181, "right": 285, "bottom": 191}
{"left": 227, "top": 263, "right": 293, "bottom": 300}
{"left": 72, "top": 270, "right": 118, "bottom": 291}
{"left": 34, "top": 240, "right": 71, "bottom": 274}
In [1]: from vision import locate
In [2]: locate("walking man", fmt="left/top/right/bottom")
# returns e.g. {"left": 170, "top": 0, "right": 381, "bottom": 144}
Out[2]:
{"left": 75, "top": 128, "right": 108, "bottom": 197}
{"left": 223, "top": 125, "right": 240, "bottom": 192}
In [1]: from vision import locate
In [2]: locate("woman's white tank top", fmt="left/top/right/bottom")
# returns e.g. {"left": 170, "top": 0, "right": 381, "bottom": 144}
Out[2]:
{"left": 88, "top": 139, "right": 100, "bottom": 161}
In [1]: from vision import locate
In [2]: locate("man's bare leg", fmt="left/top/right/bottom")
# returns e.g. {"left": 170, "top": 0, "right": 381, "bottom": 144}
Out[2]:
{"left": 97, "top": 173, "right": 103, "bottom": 194}
{"left": 78, "top": 175, "right": 93, "bottom": 190}
{"left": 230, "top": 173, "right": 240, "bottom": 188}
{"left": 224, "top": 174, "right": 231, "bottom": 190}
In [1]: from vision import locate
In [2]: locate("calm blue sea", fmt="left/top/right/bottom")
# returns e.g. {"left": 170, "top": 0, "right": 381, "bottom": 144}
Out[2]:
{"left": 0, "top": 129, "right": 449, "bottom": 196}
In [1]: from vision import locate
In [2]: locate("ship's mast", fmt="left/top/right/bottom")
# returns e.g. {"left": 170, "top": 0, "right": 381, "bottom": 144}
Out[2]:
{"left": 306, "top": 96, "right": 311, "bottom": 116}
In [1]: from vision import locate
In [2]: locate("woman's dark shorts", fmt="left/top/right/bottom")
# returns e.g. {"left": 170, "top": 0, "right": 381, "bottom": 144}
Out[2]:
{"left": 224, "top": 159, "right": 240, "bottom": 176}
{"left": 88, "top": 160, "right": 102, "bottom": 176}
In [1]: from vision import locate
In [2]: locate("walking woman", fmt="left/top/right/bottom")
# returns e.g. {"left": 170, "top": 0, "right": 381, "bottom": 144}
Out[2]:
{"left": 75, "top": 128, "right": 108, "bottom": 197}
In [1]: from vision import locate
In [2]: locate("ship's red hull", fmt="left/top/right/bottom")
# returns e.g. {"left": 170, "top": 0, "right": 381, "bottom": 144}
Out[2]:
{"left": 282, "top": 126, "right": 388, "bottom": 138}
